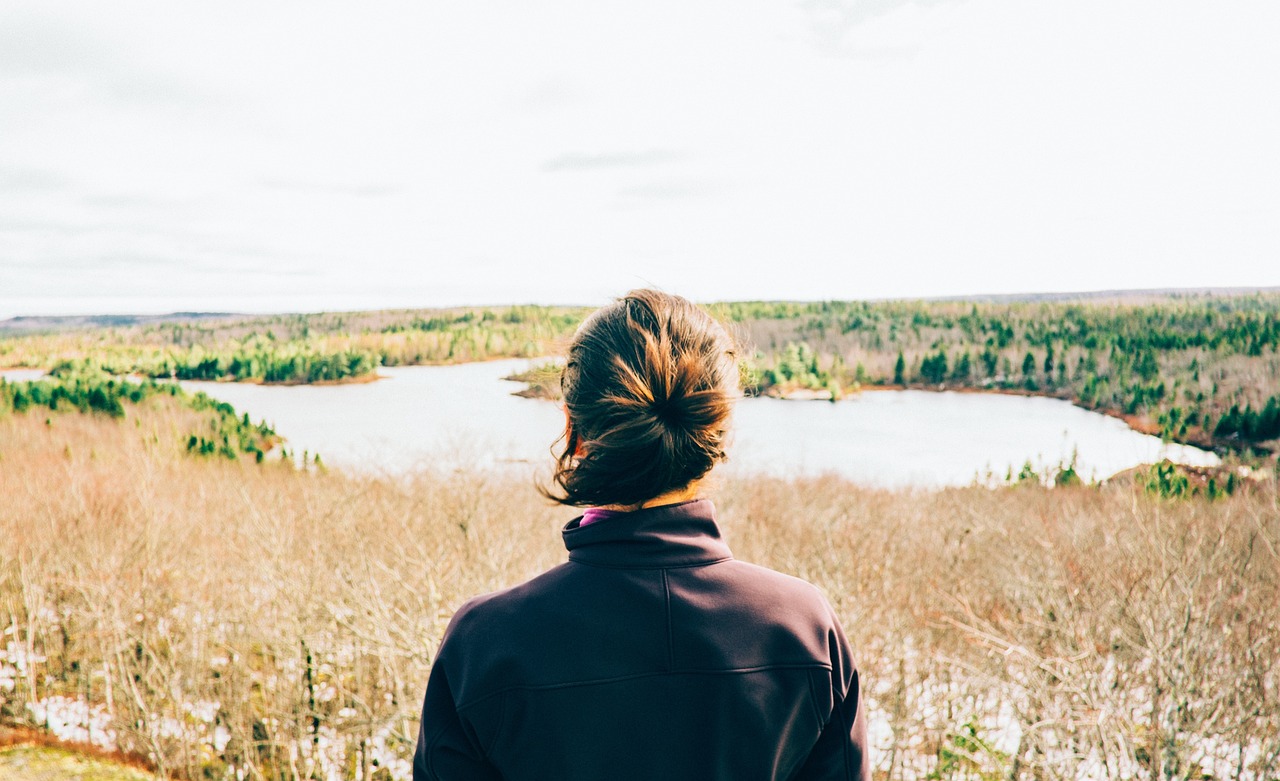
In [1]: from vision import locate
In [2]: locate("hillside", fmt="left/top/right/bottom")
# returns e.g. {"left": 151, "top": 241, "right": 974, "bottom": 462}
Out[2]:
{"left": 3, "top": 289, "right": 1279, "bottom": 457}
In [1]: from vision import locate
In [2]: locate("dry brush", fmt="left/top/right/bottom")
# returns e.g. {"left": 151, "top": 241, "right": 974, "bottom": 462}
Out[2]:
{"left": 0, "top": 403, "right": 1277, "bottom": 780}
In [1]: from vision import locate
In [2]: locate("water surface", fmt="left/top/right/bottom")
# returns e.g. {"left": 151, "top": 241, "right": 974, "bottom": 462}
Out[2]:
{"left": 0, "top": 369, "right": 49, "bottom": 383}
{"left": 182, "top": 359, "right": 1219, "bottom": 487}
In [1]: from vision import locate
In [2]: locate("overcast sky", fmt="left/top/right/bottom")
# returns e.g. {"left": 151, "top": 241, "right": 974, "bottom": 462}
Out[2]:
{"left": 1, "top": 0, "right": 1278, "bottom": 317}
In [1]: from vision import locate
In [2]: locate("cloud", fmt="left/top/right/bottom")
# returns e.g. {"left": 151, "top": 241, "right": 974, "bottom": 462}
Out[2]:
{"left": 0, "top": 165, "right": 71, "bottom": 191}
{"left": 541, "top": 149, "right": 685, "bottom": 173}
{"left": 838, "top": 43, "right": 921, "bottom": 61}
{"left": 0, "top": 11, "right": 217, "bottom": 109}
{"left": 798, "top": 0, "right": 957, "bottom": 29}
{"left": 5, "top": 253, "right": 205, "bottom": 274}
{"left": 797, "top": 0, "right": 958, "bottom": 56}
{"left": 615, "top": 178, "right": 719, "bottom": 202}
{"left": 79, "top": 194, "right": 185, "bottom": 210}
{"left": 0, "top": 14, "right": 107, "bottom": 76}
{"left": 0, "top": 217, "right": 92, "bottom": 235}
{"left": 258, "top": 179, "right": 402, "bottom": 197}
{"left": 517, "top": 77, "right": 593, "bottom": 113}
{"left": 144, "top": 254, "right": 317, "bottom": 278}
{"left": 0, "top": 252, "right": 319, "bottom": 289}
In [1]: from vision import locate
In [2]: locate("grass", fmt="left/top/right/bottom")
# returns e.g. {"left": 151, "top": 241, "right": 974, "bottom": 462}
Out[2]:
{"left": 1, "top": 398, "right": 1277, "bottom": 780}
{"left": 0, "top": 737, "right": 163, "bottom": 781}
{"left": 0, "top": 745, "right": 150, "bottom": 781}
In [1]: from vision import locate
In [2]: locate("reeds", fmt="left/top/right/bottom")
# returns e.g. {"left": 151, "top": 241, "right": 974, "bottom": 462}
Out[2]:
{"left": 1, "top": 401, "right": 1277, "bottom": 780}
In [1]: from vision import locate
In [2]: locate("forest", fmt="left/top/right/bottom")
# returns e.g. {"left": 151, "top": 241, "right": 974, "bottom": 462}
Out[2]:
{"left": 0, "top": 363, "right": 276, "bottom": 463}
{"left": 3, "top": 292, "right": 1279, "bottom": 455}
{"left": 717, "top": 294, "right": 1280, "bottom": 453}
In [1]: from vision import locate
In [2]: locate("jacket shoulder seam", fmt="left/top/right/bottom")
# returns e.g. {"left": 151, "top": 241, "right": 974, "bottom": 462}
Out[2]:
{"left": 662, "top": 570, "right": 674, "bottom": 670}
{"left": 455, "top": 663, "right": 833, "bottom": 712}
{"left": 840, "top": 687, "right": 855, "bottom": 777}
{"left": 486, "top": 689, "right": 508, "bottom": 759}
{"left": 806, "top": 668, "right": 828, "bottom": 731}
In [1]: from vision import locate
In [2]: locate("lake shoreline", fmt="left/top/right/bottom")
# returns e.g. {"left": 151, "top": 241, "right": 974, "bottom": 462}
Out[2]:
{"left": 8, "top": 360, "right": 1236, "bottom": 459}
{"left": 846, "top": 383, "right": 1229, "bottom": 454}
{"left": 507, "top": 371, "right": 1229, "bottom": 459}
{"left": 719, "top": 377, "right": 1244, "bottom": 457}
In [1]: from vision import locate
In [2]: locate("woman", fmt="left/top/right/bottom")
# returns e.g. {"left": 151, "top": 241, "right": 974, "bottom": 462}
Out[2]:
{"left": 414, "top": 289, "right": 869, "bottom": 780}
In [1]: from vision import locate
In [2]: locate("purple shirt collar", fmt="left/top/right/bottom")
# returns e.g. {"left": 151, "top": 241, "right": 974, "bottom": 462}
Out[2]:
{"left": 579, "top": 507, "right": 625, "bottom": 527}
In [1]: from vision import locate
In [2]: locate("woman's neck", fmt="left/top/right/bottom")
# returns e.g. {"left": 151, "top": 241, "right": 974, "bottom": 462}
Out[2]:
{"left": 599, "top": 481, "right": 700, "bottom": 512}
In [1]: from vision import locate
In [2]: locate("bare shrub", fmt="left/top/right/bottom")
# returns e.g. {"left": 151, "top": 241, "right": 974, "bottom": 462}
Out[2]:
{"left": 1, "top": 402, "right": 1276, "bottom": 779}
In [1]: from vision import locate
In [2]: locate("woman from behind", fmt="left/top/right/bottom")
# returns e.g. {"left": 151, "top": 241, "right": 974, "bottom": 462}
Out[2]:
{"left": 414, "top": 289, "right": 869, "bottom": 780}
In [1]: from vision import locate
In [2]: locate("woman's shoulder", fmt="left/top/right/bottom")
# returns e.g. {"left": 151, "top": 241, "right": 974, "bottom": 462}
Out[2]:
{"left": 719, "top": 558, "right": 839, "bottom": 614}
{"left": 438, "top": 563, "right": 577, "bottom": 645}
{"left": 664, "top": 558, "right": 849, "bottom": 673}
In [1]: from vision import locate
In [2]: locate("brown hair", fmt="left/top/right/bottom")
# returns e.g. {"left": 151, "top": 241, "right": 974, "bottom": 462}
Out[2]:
{"left": 543, "top": 289, "right": 739, "bottom": 508}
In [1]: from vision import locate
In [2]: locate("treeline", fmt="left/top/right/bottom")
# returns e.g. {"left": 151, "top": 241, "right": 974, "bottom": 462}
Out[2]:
{"left": 748, "top": 341, "right": 841, "bottom": 396}
{"left": 729, "top": 294, "right": 1280, "bottom": 452}
{"left": 1214, "top": 398, "right": 1280, "bottom": 443}
{"left": 1, "top": 368, "right": 166, "bottom": 419}
{"left": 0, "top": 364, "right": 277, "bottom": 462}
{"left": 183, "top": 392, "right": 279, "bottom": 462}
{"left": 4, "top": 294, "right": 1280, "bottom": 451}
{"left": 166, "top": 341, "right": 380, "bottom": 384}
{"left": 0, "top": 305, "right": 591, "bottom": 386}
{"left": 372, "top": 306, "right": 586, "bottom": 366}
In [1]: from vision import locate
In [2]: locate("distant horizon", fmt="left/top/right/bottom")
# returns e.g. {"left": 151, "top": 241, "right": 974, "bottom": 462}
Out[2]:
{"left": 4, "top": 284, "right": 1279, "bottom": 326}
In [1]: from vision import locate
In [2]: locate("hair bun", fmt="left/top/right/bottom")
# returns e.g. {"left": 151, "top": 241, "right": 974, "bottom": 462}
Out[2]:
{"left": 544, "top": 289, "right": 739, "bottom": 508}
{"left": 649, "top": 353, "right": 721, "bottom": 433}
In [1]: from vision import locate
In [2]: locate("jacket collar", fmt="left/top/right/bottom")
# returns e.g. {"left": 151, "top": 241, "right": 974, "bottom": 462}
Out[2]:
{"left": 562, "top": 498, "right": 733, "bottom": 568}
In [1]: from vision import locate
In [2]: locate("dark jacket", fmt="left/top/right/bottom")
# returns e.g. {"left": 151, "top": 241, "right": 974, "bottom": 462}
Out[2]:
{"left": 413, "top": 498, "right": 869, "bottom": 780}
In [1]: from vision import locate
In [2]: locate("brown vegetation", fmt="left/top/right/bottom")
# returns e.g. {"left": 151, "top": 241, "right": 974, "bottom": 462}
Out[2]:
{"left": 0, "top": 724, "right": 162, "bottom": 778}
{"left": 0, "top": 306, "right": 588, "bottom": 382}
{"left": 1, "top": 402, "right": 1277, "bottom": 780}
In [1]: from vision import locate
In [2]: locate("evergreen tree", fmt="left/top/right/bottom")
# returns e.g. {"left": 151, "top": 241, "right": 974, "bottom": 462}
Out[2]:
{"left": 920, "top": 350, "right": 948, "bottom": 385}
{"left": 980, "top": 347, "right": 999, "bottom": 378}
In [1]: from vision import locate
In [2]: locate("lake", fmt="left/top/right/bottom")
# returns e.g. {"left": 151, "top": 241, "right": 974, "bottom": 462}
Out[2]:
{"left": 171, "top": 358, "right": 1219, "bottom": 488}
{"left": 0, "top": 369, "right": 49, "bottom": 383}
